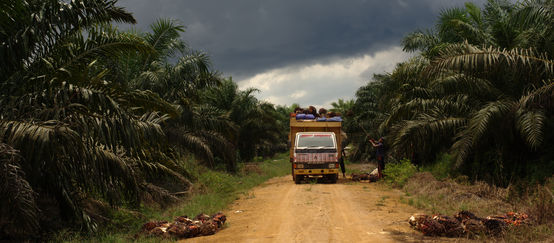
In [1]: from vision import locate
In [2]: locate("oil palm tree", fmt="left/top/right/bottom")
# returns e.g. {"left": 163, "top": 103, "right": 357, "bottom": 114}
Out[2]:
{"left": 330, "top": 98, "right": 355, "bottom": 115}
{"left": 0, "top": 0, "right": 180, "bottom": 236}
{"left": 347, "top": 73, "right": 397, "bottom": 161}
{"left": 382, "top": 45, "right": 551, "bottom": 184}
{"left": 203, "top": 79, "right": 285, "bottom": 162}
{"left": 433, "top": 43, "right": 553, "bottom": 174}
{"left": 113, "top": 18, "right": 238, "bottom": 171}
{"left": 355, "top": 0, "right": 553, "bottom": 184}
{"left": 402, "top": 0, "right": 553, "bottom": 57}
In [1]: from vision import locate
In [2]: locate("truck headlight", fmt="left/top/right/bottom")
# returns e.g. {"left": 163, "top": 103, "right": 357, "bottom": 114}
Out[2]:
{"left": 328, "top": 163, "right": 335, "bottom": 169}
{"left": 297, "top": 164, "right": 304, "bottom": 169}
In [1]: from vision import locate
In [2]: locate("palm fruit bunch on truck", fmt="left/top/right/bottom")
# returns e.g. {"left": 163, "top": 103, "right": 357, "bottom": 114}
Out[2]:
{"left": 140, "top": 212, "right": 226, "bottom": 239}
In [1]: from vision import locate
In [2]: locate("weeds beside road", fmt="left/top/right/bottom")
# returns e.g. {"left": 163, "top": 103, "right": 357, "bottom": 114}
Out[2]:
{"left": 58, "top": 153, "right": 291, "bottom": 242}
{"left": 383, "top": 160, "right": 554, "bottom": 242}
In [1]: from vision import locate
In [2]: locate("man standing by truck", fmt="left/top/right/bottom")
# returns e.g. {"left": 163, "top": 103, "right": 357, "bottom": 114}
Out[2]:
{"left": 370, "top": 137, "right": 386, "bottom": 179}
{"left": 339, "top": 149, "right": 346, "bottom": 178}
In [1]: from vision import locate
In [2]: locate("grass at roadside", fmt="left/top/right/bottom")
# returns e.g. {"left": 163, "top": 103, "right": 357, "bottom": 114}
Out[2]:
{"left": 162, "top": 153, "right": 290, "bottom": 220}
{"left": 57, "top": 153, "right": 291, "bottom": 243}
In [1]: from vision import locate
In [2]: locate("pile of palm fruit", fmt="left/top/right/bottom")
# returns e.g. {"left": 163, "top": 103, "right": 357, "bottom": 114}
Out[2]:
{"left": 350, "top": 169, "right": 379, "bottom": 182}
{"left": 409, "top": 211, "right": 529, "bottom": 237}
{"left": 140, "top": 212, "right": 226, "bottom": 239}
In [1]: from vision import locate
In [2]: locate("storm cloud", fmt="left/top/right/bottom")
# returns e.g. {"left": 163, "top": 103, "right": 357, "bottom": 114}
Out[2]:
{"left": 118, "top": 0, "right": 485, "bottom": 106}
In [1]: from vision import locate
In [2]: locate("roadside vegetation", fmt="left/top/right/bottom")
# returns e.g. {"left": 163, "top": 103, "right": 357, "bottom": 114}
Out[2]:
{"left": 0, "top": 1, "right": 295, "bottom": 240}
{"left": 347, "top": 0, "right": 553, "bottom": 186}
{"left": 345, "top": 0, "right": 554, "bottom": 241}
{"left": 384, "top": 160, "right": 554, "bottom": 242}
{"left": 57, "top": 153, "right": 291, "bottom": 242}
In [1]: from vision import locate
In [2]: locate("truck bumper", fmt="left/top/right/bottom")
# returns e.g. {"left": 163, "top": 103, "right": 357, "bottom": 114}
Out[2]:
{"left": 294, "top": 169, "right": 338, "bottom": 175}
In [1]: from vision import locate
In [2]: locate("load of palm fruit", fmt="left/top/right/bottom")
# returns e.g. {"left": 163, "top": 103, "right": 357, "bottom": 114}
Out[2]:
{"left": 409, "top": 210, "right": 528, "bottom": 237}
{"left": 140, "top": 212, "right": 226, "bottom": 239}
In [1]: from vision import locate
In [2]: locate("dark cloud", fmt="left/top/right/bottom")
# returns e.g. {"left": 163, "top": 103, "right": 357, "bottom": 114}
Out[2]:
{"left": 117, "top": 0, "right": 486, "bottom": 79}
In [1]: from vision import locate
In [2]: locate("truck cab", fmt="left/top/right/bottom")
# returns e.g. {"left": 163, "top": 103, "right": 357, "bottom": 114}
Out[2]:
{"left": 293, "top": 132, "right": 339, "bottom": 183}
{"left": 289, "top": 117, "right": 342, "bottom": 184}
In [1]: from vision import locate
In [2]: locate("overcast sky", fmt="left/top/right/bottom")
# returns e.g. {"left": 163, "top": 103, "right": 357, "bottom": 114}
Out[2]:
{"left": 118, "top": 0, "right": 485, "bottom": 108}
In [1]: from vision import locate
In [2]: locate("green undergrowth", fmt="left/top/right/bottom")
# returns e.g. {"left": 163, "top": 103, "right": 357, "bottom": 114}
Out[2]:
{"left": 383, "top": 158, "right": 418, "bottom": 187}
{"left": 420, "top": 153, "right": 455, "bottom": 180}
{"left": 164, "top": 153, "right": 290, "bottom": 219}
{"left": 384, "top": 153, "right": 455, "bottom": 187}
{"left": 57, "top": 153, "right": 291, "bottom": 243}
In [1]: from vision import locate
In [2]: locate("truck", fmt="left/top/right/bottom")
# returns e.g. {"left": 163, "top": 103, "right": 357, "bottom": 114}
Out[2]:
{"left": 289, "top": 117, "right": 342, "bottom": 184}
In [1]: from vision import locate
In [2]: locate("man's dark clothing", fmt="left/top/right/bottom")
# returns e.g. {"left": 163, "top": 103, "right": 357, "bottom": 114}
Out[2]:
{"left": 375, "top": 142, "right": 385, "bottom": 178}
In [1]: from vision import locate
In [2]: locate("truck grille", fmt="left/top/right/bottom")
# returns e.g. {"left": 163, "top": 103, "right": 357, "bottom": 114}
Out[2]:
{"left": 295, "top": 153, "right": 337, "bottom": 163}
{"left": 295, "top": 149, "right": 337, "bottom": 153}
{"left": 302, "top": 163, "right": 331, "bottom": 169}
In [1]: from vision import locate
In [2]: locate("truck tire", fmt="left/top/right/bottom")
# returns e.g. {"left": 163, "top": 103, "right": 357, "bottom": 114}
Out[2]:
{"left": 294, "top": 175, "right": 303, "bottom": 184}
{"left": 329, "top": 174, "right": 338, "bottom": 184}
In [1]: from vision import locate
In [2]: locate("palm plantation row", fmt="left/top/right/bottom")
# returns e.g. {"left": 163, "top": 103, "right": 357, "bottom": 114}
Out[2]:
{"left": 0, "top": 0, "right": 290, "bottom": 238}
{"left": 346, "top": 0, "right": 553, "bottom": 185}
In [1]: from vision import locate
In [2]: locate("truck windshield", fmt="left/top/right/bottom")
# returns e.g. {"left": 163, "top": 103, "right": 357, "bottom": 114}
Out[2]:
{"left": 297, "top": 134, "right": 334, "bottom": 148}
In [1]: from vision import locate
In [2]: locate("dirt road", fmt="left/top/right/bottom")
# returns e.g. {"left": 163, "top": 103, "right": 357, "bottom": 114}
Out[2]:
{"left": 186, "top": 175, "right": 451, "bottom": 243}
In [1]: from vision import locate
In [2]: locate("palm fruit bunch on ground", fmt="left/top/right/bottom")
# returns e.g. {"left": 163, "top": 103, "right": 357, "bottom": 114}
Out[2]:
{"left": 140, "top": 212, "right": 227, "bottom": 239}
{"left": 350, "top": 171, "right": 378, "bottom": 182}
{"left": 409, "top": 211, "right": 529, "bottom": 237}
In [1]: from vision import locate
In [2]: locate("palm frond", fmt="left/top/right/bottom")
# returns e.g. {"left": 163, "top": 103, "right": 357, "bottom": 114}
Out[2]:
{"left": 390, "top": 56, "right": 430, "bottom": 86}
{"left": 391, "top": 116, "right": 467, "bottom": 157}
{"left": 510, "top": 2, "right": 553, "bottom": 30}
{"left": 0, "top": 143, "right": 39, "bottom": 238}
{"left": 402, "top": 30, "right": 439, "bottom": 53}
{"left": 0, "top": 120, "right": 82, "bottom": 169}
{"left": 1, "top": 0, "right": 136, "bottom": 78}
{"left": 165, "top": 127, "right": 214, "bottom": 167}
{"left": 135, "top": 158, "right": 191, "bottom": 188}
{"left": 196, "top": 130, "right": 237, "bottom": 171}
{"left": 56, "top": 25, "right": 153, "bottom": 71}
{"left": 0, "top": 119, "right": 146, "bottom": 231}
{"left": 451, "top": 100, "right": 515, "bottom": 166}
{"left": 515, "top": 109, "right": 545, "bottom": 149}
{"left": 519, "top": 80, "right": 554, "bottom": 109}
{"left": 92, "top": 147, "right": 139, "bottom": 205}
{"left": 120, "top": 90, "right": 180, "bottom": 118}
{"left": 450, "top": 19, "right": 492, "bottom": 45}
{"left": 437, "top": 7, "right": 471, "bottom": 42}
{"left": 143, "top": 18, "right": 186, "bottom": 64}
{"left": 381, "top": 97, "right": 471, "bottom": 131}
{"left": 431, "top": 42, "right": 554, "bottom": 77}
{"left": 431, "top": 73, "right": 500, "bottom": 99}
{"left": 191, "top": 105, "right": 237, "bottom": 137}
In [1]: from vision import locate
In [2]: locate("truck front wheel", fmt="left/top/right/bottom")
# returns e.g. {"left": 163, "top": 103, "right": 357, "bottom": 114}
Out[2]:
{"left": 328, "top": 174, "right": 338, "bottom": 184}
{"left": 294, "top": 175, "right": 303, "bottom": 184}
